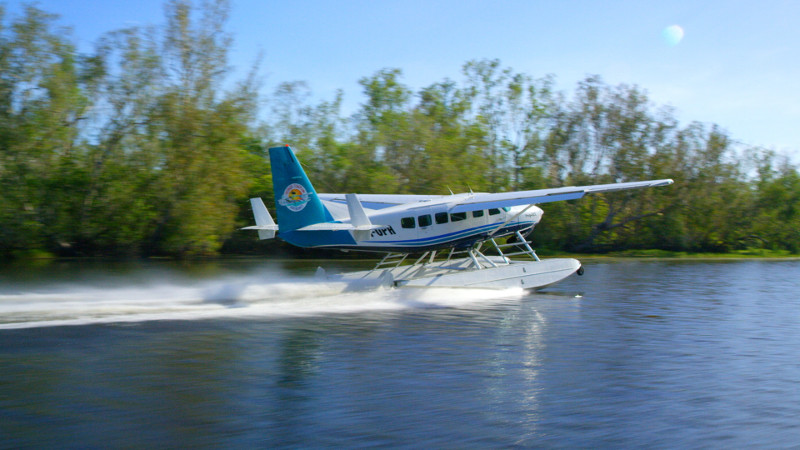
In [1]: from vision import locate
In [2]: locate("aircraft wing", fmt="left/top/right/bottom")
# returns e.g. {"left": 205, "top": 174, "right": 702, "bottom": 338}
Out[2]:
{"left": 448, "top": 179, "right": 674, "bottom": 213}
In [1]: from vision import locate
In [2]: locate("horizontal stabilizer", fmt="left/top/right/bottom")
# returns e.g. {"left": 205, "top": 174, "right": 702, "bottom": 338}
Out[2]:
{"left": 346, "top": 193, "right": 374, "bottom": 241}
{"left": 243, "top": 197, "right": 278, "bottom": 240}
{"left": 293, "top": 194, "right": 380, "bottom": 241}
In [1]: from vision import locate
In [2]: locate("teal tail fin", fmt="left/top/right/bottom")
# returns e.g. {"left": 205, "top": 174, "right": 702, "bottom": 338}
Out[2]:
{"left": 269, "top": 145, "right": 330, "bottom": 232}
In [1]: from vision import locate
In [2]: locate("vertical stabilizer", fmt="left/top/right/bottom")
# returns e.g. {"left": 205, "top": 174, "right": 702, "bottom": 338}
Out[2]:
{"left": 269, "top": 145, "right": 330, "bottom": 232}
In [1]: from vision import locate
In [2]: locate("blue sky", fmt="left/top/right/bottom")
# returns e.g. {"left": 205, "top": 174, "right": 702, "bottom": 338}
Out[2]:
{"left": 8, "top": 0, "right": 800, "bottom": 157}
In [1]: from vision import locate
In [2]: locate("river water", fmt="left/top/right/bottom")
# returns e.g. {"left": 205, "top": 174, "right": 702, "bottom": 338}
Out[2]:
{"left": 1, "top": 258, "right": 799, "bottom": 447}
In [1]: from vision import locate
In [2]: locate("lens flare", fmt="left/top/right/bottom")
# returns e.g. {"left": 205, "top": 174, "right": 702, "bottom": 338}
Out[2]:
{"left": 662, "top": 25, "right": 684, "bottom": 46}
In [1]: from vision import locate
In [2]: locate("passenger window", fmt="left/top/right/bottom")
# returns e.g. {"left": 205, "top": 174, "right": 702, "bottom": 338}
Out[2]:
{"left": 450, "top": 212, "right": 467, "bottom": 222}
{"left": 488, "top": 208, "right": 501, "bottom": 216}
{"left": 418, "top": 214, "right": 432, "bottom": 227}
{"left": 472, "top": 210, "right": 484, "bottom": 218}
{"left": 401, "top": 217, "right": 415, "bottom": 228}
{"left": 435, "top": 212, "right": 449, "bottom": 224}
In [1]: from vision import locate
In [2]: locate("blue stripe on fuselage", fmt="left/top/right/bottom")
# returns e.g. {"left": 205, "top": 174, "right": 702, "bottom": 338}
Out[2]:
{"left": 366, "top": 221, "right": 535, "bottom": 245}
{"left": 373, "top": 223, "right": 500, "bottom": 245}
{"left": 278, "top": 229, "right": 357, "bottom": 248}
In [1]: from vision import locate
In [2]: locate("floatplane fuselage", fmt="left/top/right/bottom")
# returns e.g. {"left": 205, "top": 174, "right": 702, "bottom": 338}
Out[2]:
{"left": 244, "top": 145, "right": 673, "bottom": 290}
{"left": 277, "top": 194, "right": 542, "bottom": 253}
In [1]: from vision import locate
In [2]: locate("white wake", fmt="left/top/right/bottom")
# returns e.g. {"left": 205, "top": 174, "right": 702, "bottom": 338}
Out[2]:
{"left": 0, "top": 273, "right": 525, "bottom": 330}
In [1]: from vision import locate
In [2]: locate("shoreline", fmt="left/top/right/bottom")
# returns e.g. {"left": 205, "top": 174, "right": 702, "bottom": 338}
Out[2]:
{"left": 4, "top": 250, "right": 800, "bottom": 265}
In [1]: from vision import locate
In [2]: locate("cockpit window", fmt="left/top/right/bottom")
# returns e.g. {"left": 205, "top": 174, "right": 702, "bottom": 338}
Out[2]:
{"left": 488, "top": 208, "right": 501, "bottom": 215}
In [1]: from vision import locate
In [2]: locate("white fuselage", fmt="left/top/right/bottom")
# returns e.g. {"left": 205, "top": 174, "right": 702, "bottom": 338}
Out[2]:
{"left": 299, "top": 195, "right": 543, "bottom": 252}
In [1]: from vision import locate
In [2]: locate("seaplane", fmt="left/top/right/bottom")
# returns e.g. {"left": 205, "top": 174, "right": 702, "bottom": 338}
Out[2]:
{"left": 244, "top": 145, "right": 673, "bottom": 290}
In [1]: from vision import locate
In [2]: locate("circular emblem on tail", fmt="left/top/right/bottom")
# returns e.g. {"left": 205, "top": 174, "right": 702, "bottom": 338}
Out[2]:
{"left": 279, "top": 183, "right": 310, "bottom": 212}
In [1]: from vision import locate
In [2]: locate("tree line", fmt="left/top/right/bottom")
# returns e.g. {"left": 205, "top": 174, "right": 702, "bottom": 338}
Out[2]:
{"left": 2, "top": 1, "right": 799, "bottom": 259}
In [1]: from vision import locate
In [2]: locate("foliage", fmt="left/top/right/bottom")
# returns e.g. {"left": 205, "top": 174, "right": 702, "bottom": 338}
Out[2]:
{"left": 1, "top": 1, "right": 256, "bottom": 257}
{"left": 1, "top": 3, "right": 799, "bottom": 258}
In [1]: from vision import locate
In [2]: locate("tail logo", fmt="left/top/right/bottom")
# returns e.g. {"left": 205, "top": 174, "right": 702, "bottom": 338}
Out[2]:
{"left": 278, "top": 183, "right": 310, "bottom": 212}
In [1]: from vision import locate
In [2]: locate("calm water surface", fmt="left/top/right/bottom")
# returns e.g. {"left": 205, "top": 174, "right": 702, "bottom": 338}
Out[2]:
{"left": 1, "top": 258, "right": 799, "bottom": 447}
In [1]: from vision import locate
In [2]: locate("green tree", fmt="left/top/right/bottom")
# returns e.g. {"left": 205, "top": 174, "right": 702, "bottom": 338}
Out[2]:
{"left": 147, "top": 0, "right": 257, "bottom": 256}
{"left": 535, "top": 77, "right": 678, "bottom": 251}
{"left": 674, "top": 123, "right": 749, "bottom": 251}
{"left": 750, "top": 151, "right": 800, "bottom": 252}
{"left": 0, "top": 5, "right": 94, "bottom": 256}
{"left": 72, "top": 26, "right": 163, "bottom": 254}
{"left": 353, "top": 71, "right": 489, "bottom": 194}
{"left": 353, "top": 68, "right": 409, "bottom": 192}
{"left": 407, "top": 80, "right": 488, "bottom": 192}
{"left": 462, "top": 60, "right": 556, "bottom": 191}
